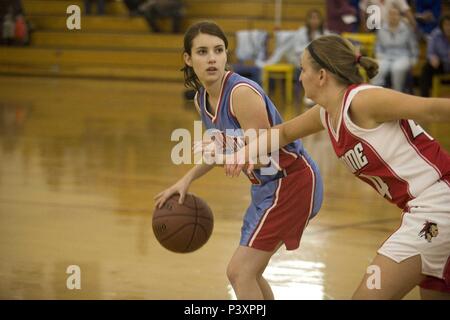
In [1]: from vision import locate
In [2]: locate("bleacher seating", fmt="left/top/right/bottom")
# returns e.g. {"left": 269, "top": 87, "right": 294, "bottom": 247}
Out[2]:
{"left": 1, "top": 0, "right": 448, "bottom": 97}
{"left": 0, "top": 0, "right": 324, "bottom": 81}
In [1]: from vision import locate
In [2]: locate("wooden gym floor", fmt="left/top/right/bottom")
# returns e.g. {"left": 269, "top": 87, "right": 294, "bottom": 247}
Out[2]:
{"left": 0, "top": 75, "right": 448, "bottom": 299}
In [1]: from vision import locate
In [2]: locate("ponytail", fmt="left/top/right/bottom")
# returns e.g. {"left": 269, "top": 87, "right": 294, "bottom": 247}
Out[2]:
{"left": 358, "top": 55, "right": 379, "bottom": 80}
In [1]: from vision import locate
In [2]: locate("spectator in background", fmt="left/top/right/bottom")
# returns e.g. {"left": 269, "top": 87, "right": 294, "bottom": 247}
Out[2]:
{"left": 349, "top": 0, "right": 361, "bottom": 31}
{"left": 371, "top": 4, "right": 418, "bottom": 92}
{"left": 359, "top": 0, "right": 417, "bottom": 31}
{"left": 139, "top": 0, "right": 184, "bottom": 33}
{"left": 419, "top": 15, "right": 450, "bottom": 97}
{"left": 258, "top": 9, "right": 330, "bottom": 107}
{"left": 260, "top": 9, "right": 330, "bottom": 68}
{"left": 84, "top": 0, "right": 105, "bottom": 15}
{"left": 1, "top": 0, "right": 29, "bottom": 46}
{"left": 326, "top": 0, "right": 358, "bottom": 34}
{"left": 414, "top": 0, "right": 441, "bottom": 37}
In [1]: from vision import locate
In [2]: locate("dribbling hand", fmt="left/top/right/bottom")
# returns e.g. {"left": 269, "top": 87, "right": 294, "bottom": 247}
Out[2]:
{"left": 154, "top": 178, "right": 191, "bottom": 209}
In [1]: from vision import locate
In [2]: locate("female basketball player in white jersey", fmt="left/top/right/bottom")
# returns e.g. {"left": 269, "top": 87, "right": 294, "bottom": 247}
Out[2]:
{"left": 224, "top": 34, "right": 450, "bottom": 299}
{"left": 154, "top": 22, "right": 323, "bottom": 299}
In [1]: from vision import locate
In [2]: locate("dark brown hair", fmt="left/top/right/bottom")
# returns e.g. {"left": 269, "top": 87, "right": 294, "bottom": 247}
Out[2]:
{"left": 305, "top": 9, "right": 324, "bottom": 42}
{"left": 439, "top": 14, "right": 450, "bottom": 31}
{"left": 306, "top": 34, "right": 379, "bottom": 85}
{"left": 182, "top": 21, "right": 229, "bottom": 91}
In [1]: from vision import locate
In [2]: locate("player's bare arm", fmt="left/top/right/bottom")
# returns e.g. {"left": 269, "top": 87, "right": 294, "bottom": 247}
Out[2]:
{"left": 154, "top": 163, "right": 214, "bottom": 208}
{"left": 230, "top": 85, "right": 272, "bottom": 170}
{"left": 351, "top": 88, "right": 450, "bottom": 126}
{"left": 225, "top": 104, "right": 324, "bottom": 177}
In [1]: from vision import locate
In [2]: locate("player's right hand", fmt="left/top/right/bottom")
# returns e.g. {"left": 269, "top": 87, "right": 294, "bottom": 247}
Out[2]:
{"left": 154, "top": 178, "right": 190, "bottom": 209}
{"left": 224, "top": 150, "right": 253, "bottom": 178}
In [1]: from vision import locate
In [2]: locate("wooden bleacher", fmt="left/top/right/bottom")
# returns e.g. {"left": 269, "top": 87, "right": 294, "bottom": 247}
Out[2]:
{"left": 0, "top": 0, "right": 325, "bottom": 81}
{"left": 2, "top": 0, "right": 448, "bottom": 95}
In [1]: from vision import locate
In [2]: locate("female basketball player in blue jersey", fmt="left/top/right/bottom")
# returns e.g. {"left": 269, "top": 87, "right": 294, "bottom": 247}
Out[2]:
{"left": 154, "top": 21, "right": 323, "bottom": 299}
{"left": 224, "top": 34, "right": 450, "bottom": 299}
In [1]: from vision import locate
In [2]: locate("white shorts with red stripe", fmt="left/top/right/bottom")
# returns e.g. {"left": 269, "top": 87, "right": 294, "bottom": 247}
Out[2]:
{"left": 377, "top": 180, "right": 450, "bottom": 290}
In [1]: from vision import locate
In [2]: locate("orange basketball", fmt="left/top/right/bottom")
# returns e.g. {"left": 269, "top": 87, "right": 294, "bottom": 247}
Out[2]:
{"left": 152, "top": 193, "right": 214, "bottom": 253}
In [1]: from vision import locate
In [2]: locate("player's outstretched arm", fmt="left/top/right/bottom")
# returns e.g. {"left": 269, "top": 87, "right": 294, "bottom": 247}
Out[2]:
{"left": 352, "top": 88, "right": 450, "bottom": 124}
{"left": 225, "top": 104, "right": 324, "bottom": 177}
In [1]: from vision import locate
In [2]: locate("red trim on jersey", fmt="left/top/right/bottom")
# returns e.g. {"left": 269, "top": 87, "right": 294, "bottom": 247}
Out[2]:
{"left": 334, "top": 93, "right": 414, "bottom": 206}
{"left": 202, "top": 89, "right": 213, "bottom": 119}
{"left": 327, "top": 83, "right": 360, "bottom": 142}
{"left": 399, "top": 120, "right": 442, "bottom": 178}
{"left": 214, "top": 71, "right": 232, "bottom": 123}
{"left": 228, "top": 82, "right": 264, "bottom": 123}
{"left": 325, "top": 116, "right": 412, "bottom": 206}
{"left": 348, "top": 126, "right": 412, "bottom": 205}
{"left": 193, "top": 91, "right": 201, "bottom": 114}
{"left": 202, "top": 71, "right": 233, "bottom": 122}
{"left": 444, "top": 179, "right": 450, "bottom": 188}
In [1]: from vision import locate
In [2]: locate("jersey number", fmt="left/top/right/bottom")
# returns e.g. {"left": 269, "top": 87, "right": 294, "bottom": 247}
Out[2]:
{"left": 407, "top": 120, "right": 433, "bottom": 140}
{"left": 360, "top": 174, "right": 392, "bottom": 200}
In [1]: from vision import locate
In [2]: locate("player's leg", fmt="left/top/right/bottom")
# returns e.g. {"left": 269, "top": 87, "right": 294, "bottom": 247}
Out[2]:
{"left": 420, "top": 288, "right": 450, "bottom": 300}
{"left": 420, "top": 276, "right": 450, "bottom": 300}
{"left": 230, "top": 158, "right": 320, "bottom": 299}
{"left": 352, "top": 254, "right": 424, "bottom": 299}
{"left": 257, "top": 242, "right": 283, "bottom": 300}
{"left": 257, "top": 276, "right": 274, "bottom": 300}
{"left": 227, "top": 245, "right": 279, "bottom": 300}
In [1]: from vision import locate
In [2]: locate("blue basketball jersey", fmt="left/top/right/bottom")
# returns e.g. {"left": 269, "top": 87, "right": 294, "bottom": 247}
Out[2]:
{"left": 194, "top": 71, "right": 320, "bottom": 185}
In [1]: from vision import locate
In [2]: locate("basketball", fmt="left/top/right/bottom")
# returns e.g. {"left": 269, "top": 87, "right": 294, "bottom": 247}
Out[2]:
{"left": 152, "top": 193, "right": 214, "bottom": 253}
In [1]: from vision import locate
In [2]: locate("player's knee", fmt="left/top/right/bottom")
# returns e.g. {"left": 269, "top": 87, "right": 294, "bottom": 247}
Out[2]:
{"left": 226, "top": 263, "right": 260, "bottom": 286}
{"left": 226, "top": 263, "right": 242, "bottom": 285}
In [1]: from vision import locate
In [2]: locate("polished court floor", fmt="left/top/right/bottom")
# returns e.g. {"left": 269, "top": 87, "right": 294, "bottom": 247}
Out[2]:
{"left": 0, "top": 76, "right": 449, "bottom": 299}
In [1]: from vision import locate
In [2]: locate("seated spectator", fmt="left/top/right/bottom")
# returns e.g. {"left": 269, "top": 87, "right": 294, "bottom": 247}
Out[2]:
{"left": 419, "top": 15, "right": 450, "bottom": 97}
{"left": 1, "top": 0, "right": 29, "bottom": 46}
{"left": 139, "top": 0, "right": 184, "bottom": 33}
{"left": 260, "top": 9, "right": 331, "bottom": 68}
{"left": 359, "top": 0, "right": 416, "bottom": 31}
{"left": 371, "top": 4, "right": 418, "bottom": 92}
{"left": 84, "top": 0, "right": 105, "bottom": 15}
{"left": 326, "top": 0, "right": 358, "bottom": 34}
{"left": 414, "top": 0, "right": 441, "bottom": 37}
{"left": 259, "top": 9, "right": 330, "bottom": 107}
{"left": 233, "top": 29, "right": 268, "bottom": 84}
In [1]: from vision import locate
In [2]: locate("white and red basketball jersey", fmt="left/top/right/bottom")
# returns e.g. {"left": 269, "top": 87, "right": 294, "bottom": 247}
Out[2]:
{"left": 320, "top": 84, "right": 450, "bottom": 210}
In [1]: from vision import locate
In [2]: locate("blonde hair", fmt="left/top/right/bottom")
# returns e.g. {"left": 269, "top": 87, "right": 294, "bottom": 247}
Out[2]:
{"left": 306, "top": 34, "right": 379, "bottom": 85}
